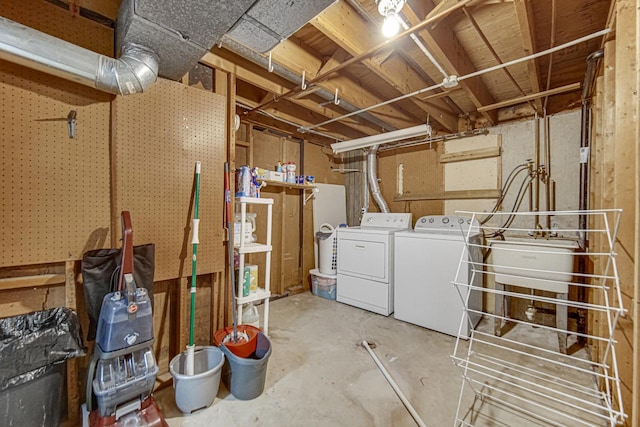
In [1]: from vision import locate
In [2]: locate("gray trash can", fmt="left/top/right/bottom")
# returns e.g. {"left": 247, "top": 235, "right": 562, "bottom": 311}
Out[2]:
{"left": 220, "top": 332, "right": 272, "bottom": 400}
{"left": 0, "top": 307, "right": 84, "bottom": 426}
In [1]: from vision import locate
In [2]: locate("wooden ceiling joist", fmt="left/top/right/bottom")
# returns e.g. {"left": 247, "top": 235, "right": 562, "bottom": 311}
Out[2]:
{"left": 476, "top": 82, "right": 581, "bottom": 112}
{"left": 461, "top": 6, "right": 534, "bottom": 111}
{"left": 310, "top": 0, "right": 458, "bottom": 132}
{"left": 202, "top": 52, "right": 376, "bottom": 138}
{"left": 403, "top": 3, "right": 499, "bottom": 125}
{"left": 254, "top": 37, "right": 421, "bottom": 130}
{"left": 513, "top": 0, "right": 543, "bottom": 111}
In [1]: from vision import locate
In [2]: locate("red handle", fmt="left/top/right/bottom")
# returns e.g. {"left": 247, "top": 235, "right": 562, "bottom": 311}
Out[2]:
{"left": 117, "top": 211, "right": 134, "bottom": 291}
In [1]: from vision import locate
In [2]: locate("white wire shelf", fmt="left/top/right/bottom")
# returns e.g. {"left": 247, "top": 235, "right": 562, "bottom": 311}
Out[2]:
{"left": 451, "top": 209, "right": 627, "bottom": 427}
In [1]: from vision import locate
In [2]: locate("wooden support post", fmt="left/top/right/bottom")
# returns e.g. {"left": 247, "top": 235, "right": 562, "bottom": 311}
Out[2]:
{"left": 211, "top": 272, "right": 218, "bottom": 341}
{"left": 614, "top": 1, "right": 637, "bottom": 421}
{"left": 64, "top": 261, "right": 79, "bottom": 425}
{"left": 177, "top": 277, "right": 188, "bottom": 353}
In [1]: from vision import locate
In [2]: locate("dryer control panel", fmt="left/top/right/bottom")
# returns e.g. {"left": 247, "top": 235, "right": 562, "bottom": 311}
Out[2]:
{"left": 414, "top": 215, "right": 479, "bottom": 233}
{"left": 360, "top": 212, "right": 412, "bottom": 229}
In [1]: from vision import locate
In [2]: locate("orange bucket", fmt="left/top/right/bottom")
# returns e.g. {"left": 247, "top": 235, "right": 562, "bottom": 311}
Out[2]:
{"left": 213, "top": 325, "right": 261, "bottom": 358}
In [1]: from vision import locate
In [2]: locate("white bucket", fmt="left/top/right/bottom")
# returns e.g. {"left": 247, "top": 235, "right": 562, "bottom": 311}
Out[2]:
{"left": 316, "top": 223, "right": 337, "bottom": 275}
{"left": 170, "top": 346, "right": 224, "bottom": 414}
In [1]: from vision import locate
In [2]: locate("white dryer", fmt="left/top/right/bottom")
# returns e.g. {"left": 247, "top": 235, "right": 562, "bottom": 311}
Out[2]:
{"left": 394, "top": 215, "right": 482, "bottom": 338}
{"left": 336, "top": 213, "right": 412, "bottom": 316}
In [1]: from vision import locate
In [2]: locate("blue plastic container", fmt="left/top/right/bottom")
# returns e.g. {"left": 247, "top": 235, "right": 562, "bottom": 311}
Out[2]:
{"left": 96, "top": 288, "right": 153, "bottom": 352}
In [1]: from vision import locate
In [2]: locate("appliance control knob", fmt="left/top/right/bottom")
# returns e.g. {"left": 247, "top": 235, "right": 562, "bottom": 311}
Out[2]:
{"left": 442, "top": 217, "right": 450, "bottom": 224}
{"left": 467, "top": 219, "right": 472, "bottom": 224}
{"left": 458, "top": 218, "right": 464, "bottom": 224}
{"left": 428, "top": 218, "right": 434, "bottom": 223}
{"left": 420, "top": 218, "right": 426, "bottom": 223}
{"left": 367, "top": 217, "right": 374, "bottom": 223}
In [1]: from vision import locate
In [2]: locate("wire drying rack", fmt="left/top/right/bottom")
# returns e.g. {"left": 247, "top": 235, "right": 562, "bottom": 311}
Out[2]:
{"left": 450, "top": 209, "right": 627, "bottom": 426}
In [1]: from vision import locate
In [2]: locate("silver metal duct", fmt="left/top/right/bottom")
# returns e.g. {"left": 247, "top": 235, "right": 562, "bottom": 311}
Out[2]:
{"left": 0, "top": 16, "right": 158, "bottom": 95}
{"left": 367, "top": 146, "right": 390, "bottom": 213}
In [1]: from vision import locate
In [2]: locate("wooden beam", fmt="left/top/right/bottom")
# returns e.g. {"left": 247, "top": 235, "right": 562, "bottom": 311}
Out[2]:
{"left": 403, "top": 3, "right": 499, "bottom": 125}
{"left": 513, "top": 0, "right": 543, "bottom": 111}
{"left": 269, "top": 41, "right": 419, "bottom": 130}
{"left": 236, "top": 94, "right": 352, "bottom": 141}
{"left": 440, "top": 146, "right": 501, "bottom": 163}
{"left": 0, "top": 274, "right": 65, "bottom": 291}
{"left": 64, "top": 261, "right": 79, "bottom": 425}
{"left": 206, "top": 45, "right": 415, "bottom": 132}
{"left": 310, "top": 1, "right": 458, "bottom": 131}
{"left": 395, "top": 189, "right": 501, "bottom": 201}
{"left": 462, "top": 6, "right": 533, "bottom": 110}
{"left": 477, "top": 83, "right": 580, "bottom": 112}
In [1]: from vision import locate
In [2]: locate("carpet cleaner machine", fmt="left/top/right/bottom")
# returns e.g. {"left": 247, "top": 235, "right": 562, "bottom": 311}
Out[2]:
{"left": 84, "top": 211, "right": 167, "bottom": 426}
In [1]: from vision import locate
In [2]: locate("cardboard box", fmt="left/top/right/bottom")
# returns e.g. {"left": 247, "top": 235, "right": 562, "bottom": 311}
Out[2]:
{"left": 267, "top": 171, "right": 284, "bottom": 181}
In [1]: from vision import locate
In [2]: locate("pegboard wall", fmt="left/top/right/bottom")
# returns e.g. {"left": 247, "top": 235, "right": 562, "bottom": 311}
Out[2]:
{"left": 112, "top": 79, "right": 226, "bottom": 281}
{"left": 0, "top": 0, "right": 113, "bottom": 267}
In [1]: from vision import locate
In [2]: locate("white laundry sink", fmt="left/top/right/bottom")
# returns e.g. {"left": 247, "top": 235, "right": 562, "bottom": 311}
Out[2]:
{"left": 489, "top": 237, "right": 579, "bottom": 293}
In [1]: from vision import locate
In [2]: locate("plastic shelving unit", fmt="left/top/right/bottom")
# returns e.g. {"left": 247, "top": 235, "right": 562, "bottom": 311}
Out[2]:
{"left": 450, "top": 209, "right": 627, "bottom": 426}
{"left": 235, "top": 197, "right": 273, "bottom": 334}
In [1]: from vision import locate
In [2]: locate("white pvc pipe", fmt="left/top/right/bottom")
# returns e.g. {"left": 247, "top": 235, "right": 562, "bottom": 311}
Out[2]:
{"left": 303, "top": 28, "right": 611, "bottom": 132}
{"left": 361, "top": 341, "right": 427, "bottom": 427}
{"left": 398, "top": 16, "right": 449, "bottom": 80}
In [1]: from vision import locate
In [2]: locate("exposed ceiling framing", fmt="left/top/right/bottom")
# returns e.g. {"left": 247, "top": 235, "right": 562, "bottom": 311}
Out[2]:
{"left": 12, "top": 0, "right": 612, "bottom": 145}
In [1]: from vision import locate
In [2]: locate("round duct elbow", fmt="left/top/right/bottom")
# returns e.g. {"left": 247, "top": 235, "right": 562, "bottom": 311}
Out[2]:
{"left": 96, "top": 43, "right": 159, "bottom": 95}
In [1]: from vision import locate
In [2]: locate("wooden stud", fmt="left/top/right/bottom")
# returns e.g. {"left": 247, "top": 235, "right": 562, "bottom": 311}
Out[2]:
{"left": 177, "top": 277, "right": 188, "bottom": 353}
{"left": 0, "top": 274, "right": 65, "bottom": 291}
{"left": 439, "top": 146, "right": 501, "bottom": 163}
{"left": 64, "top": 261, "right": 79, "bottom": 425}
{"left": 613, "top": 1, "right": 636, "bottom": 419}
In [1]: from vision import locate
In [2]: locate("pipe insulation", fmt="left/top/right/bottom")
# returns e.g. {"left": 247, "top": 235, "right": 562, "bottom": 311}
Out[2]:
{"left": 367, "top": 146, "right": 390, "bottom": 213}
{"left": 0, "top": 16, "right": 158, "bottom": 95}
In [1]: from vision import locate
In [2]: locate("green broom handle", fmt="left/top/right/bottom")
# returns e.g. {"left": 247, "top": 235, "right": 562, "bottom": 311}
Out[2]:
{"left": 189, "top": 161, "right": 201, "bottom": 347}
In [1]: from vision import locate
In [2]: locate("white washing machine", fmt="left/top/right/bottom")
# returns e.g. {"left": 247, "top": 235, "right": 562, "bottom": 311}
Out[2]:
{"left": 394, "top": 215, "right": 483, "bottom": 338}
{"left": 336, "top": 212, "right": 412, "bottom": 316}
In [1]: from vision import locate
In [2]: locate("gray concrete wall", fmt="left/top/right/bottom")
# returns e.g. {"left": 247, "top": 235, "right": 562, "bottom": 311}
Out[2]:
{"left": 488, "top": 109, "right": 581, "bottom": 236}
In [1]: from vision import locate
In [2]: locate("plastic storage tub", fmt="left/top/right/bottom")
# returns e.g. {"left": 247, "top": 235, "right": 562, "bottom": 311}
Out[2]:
{"left": 310, "top": 268, "right": 337, "bottom": 300}
{"left": 93, "top": 346, "right": 158, "bottom": 417}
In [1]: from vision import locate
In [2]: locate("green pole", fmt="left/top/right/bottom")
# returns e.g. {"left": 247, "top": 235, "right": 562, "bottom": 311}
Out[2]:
{"left": 189, "top": 161, "right": 201, "bottom": 348}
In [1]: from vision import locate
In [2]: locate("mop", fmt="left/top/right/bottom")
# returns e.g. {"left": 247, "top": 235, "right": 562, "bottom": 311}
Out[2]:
{"left": 224, "top": 162, "right": 248, "bottom": 344}
{"left": 185, "top": 161, "right": 201, "bottom": 375}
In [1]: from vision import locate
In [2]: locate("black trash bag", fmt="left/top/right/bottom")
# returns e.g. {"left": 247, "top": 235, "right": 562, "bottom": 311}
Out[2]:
{"left": 0, "top": 307, "right": 85, "bottom": 392}
{"left": 81, "top": 243, "right": 155, "bottom": 341}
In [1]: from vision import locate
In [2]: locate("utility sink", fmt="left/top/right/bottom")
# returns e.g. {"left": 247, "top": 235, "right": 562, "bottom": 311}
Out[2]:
{"left": 489, "top": 236, "right": 578, "bottom": 354}
{"left": 489, "top": 237, "right": 579, "bottom": 293}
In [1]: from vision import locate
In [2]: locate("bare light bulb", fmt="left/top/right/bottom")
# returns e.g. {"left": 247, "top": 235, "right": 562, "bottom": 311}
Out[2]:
{"left": 382, "top": 14, "right": 400, "bottom": 38}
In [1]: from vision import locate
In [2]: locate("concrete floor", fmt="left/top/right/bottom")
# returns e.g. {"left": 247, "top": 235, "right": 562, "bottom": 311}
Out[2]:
{"left": 154, "top": 292, "right": 607, "bottom": 426}
{"left": 155, "top": 292, "right": 473, "bottom": 426}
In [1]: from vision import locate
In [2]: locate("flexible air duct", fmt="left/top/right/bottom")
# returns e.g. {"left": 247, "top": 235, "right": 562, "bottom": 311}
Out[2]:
{"left": 367, "top": 146, "right": 390, "bottom": 213}
{"left": 0, "top": 17, "right": 158, "bottom": 95}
